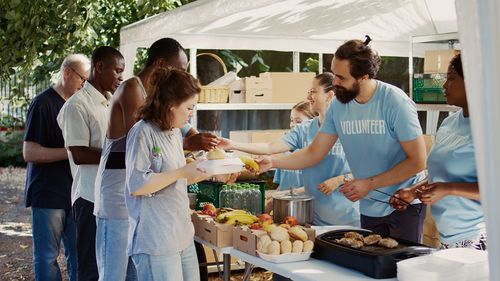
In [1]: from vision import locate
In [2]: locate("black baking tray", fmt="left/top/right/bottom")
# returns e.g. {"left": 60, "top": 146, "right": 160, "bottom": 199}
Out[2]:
{"left": 311, "top": 229, "right": 434, "bottom": 279}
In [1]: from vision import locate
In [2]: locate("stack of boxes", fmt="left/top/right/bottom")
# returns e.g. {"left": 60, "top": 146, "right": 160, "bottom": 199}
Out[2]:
{"left": 413, "top": 50, "right": 460, "bottom": 103}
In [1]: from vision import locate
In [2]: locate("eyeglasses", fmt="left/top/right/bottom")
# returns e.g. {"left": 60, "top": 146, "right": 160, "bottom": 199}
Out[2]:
{"left": 69, "top": 67, "right": 87, "bottom": 84}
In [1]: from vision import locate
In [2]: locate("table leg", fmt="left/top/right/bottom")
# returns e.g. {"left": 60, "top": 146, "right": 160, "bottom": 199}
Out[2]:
{"left": 242, "top": 262, "right": 255, "bottom": 281}
{"left": 212, "top": 249, "right": 223, "bottom": 279}
{"left": 223, "top": 253, "right": 231, "bottom": 281}
{"left": 426, "top": 110, "right": 440, "bottom": 135}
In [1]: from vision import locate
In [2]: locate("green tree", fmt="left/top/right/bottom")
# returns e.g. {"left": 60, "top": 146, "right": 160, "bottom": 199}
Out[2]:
{"left": 0, "top": 0, "right": 192, "bottom": 82}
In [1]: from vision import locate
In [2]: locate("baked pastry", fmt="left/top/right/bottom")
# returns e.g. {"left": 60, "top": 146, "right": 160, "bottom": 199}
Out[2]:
{"left": 344, "top": 231, "right": 364, "bottom": 241}
{"left": 378, "top": 238, "right": 399, "bottom": 248}
{"left": 363, "top": 234, "right": 382, "bottom": 245}
{"left": 336, "top": 237, "right": 364, "bottom": 249}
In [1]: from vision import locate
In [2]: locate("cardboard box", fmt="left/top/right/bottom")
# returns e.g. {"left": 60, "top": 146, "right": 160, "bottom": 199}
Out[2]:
{"left": 192, "top": 212, "right": 234, "bottom": 247}
{"left": 229, "top": 130, "right": 288, "bottom": 144}
{"left": 261, "top": 72, "right": 315, "bottom": 103}
{"left": 229, "top": 79, "right": 245, "bottom": 103}
{"left": 423, "top": 50, "right": 460, "bottom": 73}
{"left": 229, "top": 130, "right": 288, "bottom": 157}
{"left": 245, "top": 76, "right": 273, "bottom": 103}
{"left": 233, "top": 226, "right": 315, "bottom": 256}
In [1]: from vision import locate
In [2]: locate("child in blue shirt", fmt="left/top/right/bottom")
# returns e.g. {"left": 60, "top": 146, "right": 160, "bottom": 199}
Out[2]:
{"left": 391, "top": 54, "right": 485, "bottom": 250}
{"left": 272, "top": 100, "right": 315, "bottom": 190}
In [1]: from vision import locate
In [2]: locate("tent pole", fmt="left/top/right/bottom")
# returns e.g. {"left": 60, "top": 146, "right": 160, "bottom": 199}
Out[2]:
{"left": 293, "top": 51, "right": 300, "bottom": 72}
{"left": 318, "top": 53, "right": 323, "bottom": 73}
{"left": 190, "top": 48, "right": 198, "bottom": 78}
{"left": 190, "top": 48, "right": 198, "bottom": 129}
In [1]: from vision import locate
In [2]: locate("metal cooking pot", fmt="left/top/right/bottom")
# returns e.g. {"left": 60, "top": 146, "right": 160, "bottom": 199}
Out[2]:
{"left": 272, "top": 189, "right": 314, "bottom": 225}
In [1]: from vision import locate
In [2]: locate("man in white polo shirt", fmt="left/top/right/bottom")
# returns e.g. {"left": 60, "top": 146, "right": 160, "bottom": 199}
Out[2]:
{"left": 58, "top": 46, "right": 125, "bottom": 281}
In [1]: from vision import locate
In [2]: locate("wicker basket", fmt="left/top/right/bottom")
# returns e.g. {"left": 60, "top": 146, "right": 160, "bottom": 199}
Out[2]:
{"left": 189, "top": 53, "right": 230, "bottom": 103}
{"left": 199, "top": 85, "right": 230, "bottom": 103}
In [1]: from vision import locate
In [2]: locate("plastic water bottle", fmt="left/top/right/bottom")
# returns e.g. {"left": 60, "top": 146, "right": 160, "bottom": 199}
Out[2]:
{"left": 219, "top": 185, "right": 229, "bottom": 208}
{"left": 252, "top": 184, "right": 262, "bottom": 215}
{"left": 226, "top": 185, "right": 236, "bottom": 209}
{"left": 241, "top": 185, "right": 251, "bottom": 212}
{"left": 233, "top": 185, "right": 242, "bottom": 209}
{"left": 151, "top": 146, "right": 162, "bottom": 172}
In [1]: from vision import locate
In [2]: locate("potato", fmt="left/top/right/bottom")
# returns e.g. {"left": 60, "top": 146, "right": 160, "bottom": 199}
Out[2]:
{"left": 303, "top": 240, "right": 314, "bottom": 252}
{"left": 270, "top": 226, "right": 290, "bottom": 242}
{"left": 280, "top": 240, "right": 292, "bottom": 254}
{"left": 292, "top": 240, "right": 303, "bottom": 253}
{"left": 267, "top": 240, "right": 281, "bottom": 255}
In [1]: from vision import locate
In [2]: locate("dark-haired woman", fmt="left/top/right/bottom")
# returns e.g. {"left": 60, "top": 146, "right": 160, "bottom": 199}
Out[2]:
{"left": 392, "top": 54, "right": 486, "bottom": 250}
{"left": 125, "top": 68, "right": 209, "bottom": 281}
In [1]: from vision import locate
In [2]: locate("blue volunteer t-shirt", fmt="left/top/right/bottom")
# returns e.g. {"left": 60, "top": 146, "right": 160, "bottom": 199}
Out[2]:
{"left": 181, "top": 123, "right": 191, "bottom": 137}
{"left": 320, "top": 80, "right": 424, "bottom": 217}
{"left": 427, "top": 110, "right": 484, "bottom": 244}
{"left": 24, "top": 87, "right": 73, "bottom": 209}
{"left": 273, "top": 152, "right": 304, "bottom": 190}
{"left": 283, "top": 117, "right": 360, "bottom": 226}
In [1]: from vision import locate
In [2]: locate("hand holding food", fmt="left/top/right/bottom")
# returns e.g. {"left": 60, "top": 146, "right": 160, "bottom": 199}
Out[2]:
{"left": 239, "top": 155, "right": 260, "bottom": 173}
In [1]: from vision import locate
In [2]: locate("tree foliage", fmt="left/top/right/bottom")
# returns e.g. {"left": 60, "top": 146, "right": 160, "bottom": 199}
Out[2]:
{"left": 0, "top": 0, "right": 191, "bottom": 82}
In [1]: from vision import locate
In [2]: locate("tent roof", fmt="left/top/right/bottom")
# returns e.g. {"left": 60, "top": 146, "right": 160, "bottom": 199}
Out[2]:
{"left": 120, "top": 0, "right": 457, "bottom": 57}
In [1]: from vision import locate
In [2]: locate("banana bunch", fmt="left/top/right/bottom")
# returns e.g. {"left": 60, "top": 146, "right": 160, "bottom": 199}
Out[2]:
{"left": 215, "top": 209, "right": 258, "bottom": 226}
{"left": 239, "top": 156, "right": 260, "bottom": 173}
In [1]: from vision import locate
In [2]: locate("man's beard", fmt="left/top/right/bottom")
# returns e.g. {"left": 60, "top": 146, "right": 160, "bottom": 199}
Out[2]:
{"left": 334, "top": 82, "right": 360, "bottom": 104}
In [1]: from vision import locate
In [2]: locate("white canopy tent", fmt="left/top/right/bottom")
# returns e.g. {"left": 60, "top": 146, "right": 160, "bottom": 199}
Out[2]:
{"left": 120, "top": 1, "right": 500, "bottom": 280}
{"left": 120, "top": 0, "right": 457, "bottom": 78}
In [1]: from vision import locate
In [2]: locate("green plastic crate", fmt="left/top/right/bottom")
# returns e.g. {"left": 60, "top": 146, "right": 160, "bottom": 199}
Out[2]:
{"left": 413, "top": 88, "right": 447, "bottom": 104}
{"left": 413, "top": 73, "right": 447, "bottom": 90}
{"left": 191, "top": 180, "right": 266, "bottom": 214}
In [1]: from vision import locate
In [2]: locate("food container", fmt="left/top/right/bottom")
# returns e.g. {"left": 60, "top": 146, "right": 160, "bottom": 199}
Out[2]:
{"left": 257, "top": 251, "right": 312, "bottom": 263}
{"left": 432, "top": 248, "right": 489, "bottom": 281}
{"left": 312, "top": 229, "right": 434, "bottom": 279}
{"left": 272, "top": 189, "right": 313, "bottom": 225}
{"left": 196, "top": 158, "right": 244, "bottom": 175}
{"left": 397, "top": 255, "right": 466, "bottom": 281}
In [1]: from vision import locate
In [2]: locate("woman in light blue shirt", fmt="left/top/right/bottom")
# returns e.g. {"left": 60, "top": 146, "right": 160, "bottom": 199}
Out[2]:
{"left": 220, "top": 74, "right": 359, "bottom": 226}
{"left": 125, "top": 68, "right": 211, "bottom": 281}
{"left": 272, "top": 100, "right": 315, "bottom": 190}
{"left": 391, "top": 54, "right": 485, "bottom": 250}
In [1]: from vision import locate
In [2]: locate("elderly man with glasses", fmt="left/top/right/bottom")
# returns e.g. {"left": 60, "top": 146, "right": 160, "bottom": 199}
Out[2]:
{"left": 23, "top": 54, "right": 90, "bottom": 281}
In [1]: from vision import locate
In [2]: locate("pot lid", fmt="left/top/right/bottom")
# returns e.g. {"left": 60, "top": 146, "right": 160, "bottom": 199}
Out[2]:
{"left": 273, "top": 193, "right": 314, "bottom": 201}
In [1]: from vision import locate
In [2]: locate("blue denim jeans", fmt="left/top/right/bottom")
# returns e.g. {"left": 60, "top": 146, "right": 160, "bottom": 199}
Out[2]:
{"left": 132, "top": 242, "right": 200, "bottom": 281}
{"left": 32, "top": 208, "right": 77, "bottom": 281}
{"left": 96, "top": 217, "right": 137, "bottom": 281}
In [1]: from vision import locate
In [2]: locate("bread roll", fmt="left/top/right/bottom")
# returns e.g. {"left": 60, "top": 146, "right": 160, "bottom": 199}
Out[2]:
{"left": 280, "top": 240, "right": 292, "bottom": 254}
{"left": 303, "top": 240, "right": 314, "bottom": 252}
{"left": 289, "top": 226, "right": 308, "bottom": 242}
{"left": 267, "top": 240, "right": 281, "bottom": 255}
{"left": 292, "top": 240, "right": 303, "bottom": 253}
{"left": 257, "top": 235, "right": 272, "bottom": 253}
{"left": 270, "top": 226, "right": 290, "bottom": 242}
{"left": 207, "top": 148, "right": 227, "bottom": 160}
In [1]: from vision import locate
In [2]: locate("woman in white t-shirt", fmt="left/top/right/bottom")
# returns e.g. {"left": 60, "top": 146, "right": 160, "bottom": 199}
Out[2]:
{"left": 125, "top": 68, "right": 211, "bottom": 281}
